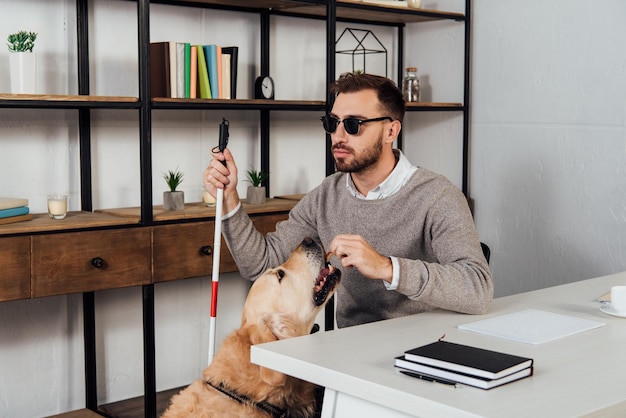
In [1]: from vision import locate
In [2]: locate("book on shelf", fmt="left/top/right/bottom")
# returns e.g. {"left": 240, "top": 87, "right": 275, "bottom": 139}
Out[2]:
{"left": 184, "top": 42, "right": 191, "bottom": 98}
{"left": 216, "top": 45, "right": 223, "bottom": 99}
{"left": 0, "top": 197, "right": 29, "bottom": 210}
{"left": 190, "top": 45, "right": 198, "bottom": 99}
{"left": 176, "top": 42, "right": 185, "bottom": 98}
{"left": 169, "top": 42, "right": 178, "bottom": 98}
{"left": 221, "top": 53, "right": 231, "bottom": 100}
{"left": 221, "top": 46, "right": 238, "bottom": 99}
{"left": 0, "top": 206, "right": 29, "bottom": 219}
{"left": 403, "top": 340, "right": 533, "bottom": 380}
{"left": 204, "top": 44, "right": 219, "bottom": 99}
{"left": 395, "top": 356, "right": 533, "bottom": 390}
{"left": 0, "top": 213, "right": 33, "bottom": 225}
{"left": 149, "top": 42, "right": 171, "bottom": 98}
{"left": 196, "top": 45, "right": 212, "bottom": 99}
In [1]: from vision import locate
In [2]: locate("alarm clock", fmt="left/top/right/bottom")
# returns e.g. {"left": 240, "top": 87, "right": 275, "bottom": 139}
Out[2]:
{"left": 254, "top": 76, "right": 275, "bottom": 99}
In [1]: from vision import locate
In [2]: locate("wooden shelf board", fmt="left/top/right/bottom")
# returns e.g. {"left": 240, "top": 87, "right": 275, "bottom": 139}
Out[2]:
{"left": 152, "top": 97, "right": 326, "bottom": 110}
{"left": 0, "top": 212, "right": 140, "bottom": 236}
{"left": 0, "top": 95, "right": 460, "bottom": 110}
{"left": 98, "top": 198, "right": 299, "bottom": 223}
{"left": 407, "top": 102, "right": 462, "bottom": 108}
{"left": 0, "top": 93, "right": 137, "bottom": 102}
{"left": 0, "top": 198, "right": 298, "bottom": 236}
{"left": 152, "top": 98, "right": 460, "bottom": 111}
{"left": 306, "top": 1, "right": 464, "bottom": 24}
{"left": 152, "top": 98, "right": 323, "bottom": 105}
{"left": 162, "top": 0, "right": 464, "bottom": 24}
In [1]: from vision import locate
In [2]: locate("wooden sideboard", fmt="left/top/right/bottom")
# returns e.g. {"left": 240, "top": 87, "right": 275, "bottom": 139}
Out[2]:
{"left": 0, "top": 198, "right": 297, "bottom": 301}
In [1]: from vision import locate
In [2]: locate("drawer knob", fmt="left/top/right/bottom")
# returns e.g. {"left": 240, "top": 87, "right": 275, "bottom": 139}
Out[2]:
{"left": 91, "top": 257, "right": 105, "bottom": 269}
{"left": 199, "top": 245, "right": 213, "bottom": 256}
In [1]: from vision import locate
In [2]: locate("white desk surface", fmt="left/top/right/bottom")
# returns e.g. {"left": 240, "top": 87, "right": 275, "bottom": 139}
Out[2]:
{"left": 251, "top": 271, "right": 626, "bottom": 418}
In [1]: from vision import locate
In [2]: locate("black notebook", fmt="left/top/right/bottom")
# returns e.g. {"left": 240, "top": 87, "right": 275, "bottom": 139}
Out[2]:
{"left": 395, "top": 356, "right": 533, "bottom": 389}
{"left": 404, "top": 340, "right": 533, "bottom": 380}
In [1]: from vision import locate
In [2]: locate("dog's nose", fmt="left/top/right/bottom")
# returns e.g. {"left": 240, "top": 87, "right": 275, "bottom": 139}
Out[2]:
{"left": 302, "top": 237, "right": 315, "bottom": 247}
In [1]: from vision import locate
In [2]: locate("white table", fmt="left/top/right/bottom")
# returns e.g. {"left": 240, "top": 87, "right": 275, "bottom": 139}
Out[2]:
{"left": 251, "top": 271, "right": 626, "bottom": 417}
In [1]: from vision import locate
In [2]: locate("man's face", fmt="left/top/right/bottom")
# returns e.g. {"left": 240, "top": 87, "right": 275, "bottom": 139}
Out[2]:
{"left": 329, "top": 89, "right": 388, "bottom": 173}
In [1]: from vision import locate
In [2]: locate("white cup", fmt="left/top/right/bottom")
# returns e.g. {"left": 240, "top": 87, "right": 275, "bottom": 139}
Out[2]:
{"left": 47, "top": 194, "right": 68, "bottom": 220}
{"left": 611, "top": 286, "right": 626, "bottom": 313}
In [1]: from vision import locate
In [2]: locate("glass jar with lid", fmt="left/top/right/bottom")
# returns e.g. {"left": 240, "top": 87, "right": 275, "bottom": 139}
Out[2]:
{"left": 402, "top": 67, "right": 420, "bottom": 102}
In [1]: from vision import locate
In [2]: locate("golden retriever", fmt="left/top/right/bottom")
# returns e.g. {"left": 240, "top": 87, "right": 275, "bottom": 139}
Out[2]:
{"left": 162, "top": 237, "right": 341, "bottom": 418}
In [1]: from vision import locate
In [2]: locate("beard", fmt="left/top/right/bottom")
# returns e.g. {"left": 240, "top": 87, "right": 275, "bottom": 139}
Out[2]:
{"left": 333, "top": 134, "right": 384, "bottom": 173}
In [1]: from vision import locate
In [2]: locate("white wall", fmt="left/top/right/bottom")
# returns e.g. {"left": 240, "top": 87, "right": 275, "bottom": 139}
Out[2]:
{"left": 1, "top": 0, "right": 626, "bottom": 415}
{"left": 469, "top": 0, "right": 626, "bottom": 296}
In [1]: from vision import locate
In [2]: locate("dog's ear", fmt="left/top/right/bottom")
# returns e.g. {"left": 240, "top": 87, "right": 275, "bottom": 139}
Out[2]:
{"left": 263, "top": 313, "right": 304, "bottom": 340}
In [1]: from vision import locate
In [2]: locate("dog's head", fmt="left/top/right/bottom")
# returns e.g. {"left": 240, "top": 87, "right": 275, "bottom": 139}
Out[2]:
{"left": 242, "top": 237, "right": 341, "bottom": 342}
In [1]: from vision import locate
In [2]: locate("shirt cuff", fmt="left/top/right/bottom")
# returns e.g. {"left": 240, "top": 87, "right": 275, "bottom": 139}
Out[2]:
{"left": 221, "top": 201, "right": 241, "bottom": 221}
{"left": 383, "top": 256, "right": 400, "bottom": 290}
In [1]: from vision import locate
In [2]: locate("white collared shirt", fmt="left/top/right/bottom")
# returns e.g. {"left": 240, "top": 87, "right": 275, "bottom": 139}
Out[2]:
{"left": 345, "top": 149, "right": 418, "bottom": 200}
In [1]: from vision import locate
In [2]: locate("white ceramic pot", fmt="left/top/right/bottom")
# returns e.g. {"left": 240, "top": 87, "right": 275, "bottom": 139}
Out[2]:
{"left": 9, "top": 52, "right": 37, "bottom": 94}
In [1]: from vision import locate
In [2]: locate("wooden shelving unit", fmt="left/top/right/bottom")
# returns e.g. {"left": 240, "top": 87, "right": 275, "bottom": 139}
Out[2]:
{"left": 1, "top": 0, "right": 470, "bottom": 416}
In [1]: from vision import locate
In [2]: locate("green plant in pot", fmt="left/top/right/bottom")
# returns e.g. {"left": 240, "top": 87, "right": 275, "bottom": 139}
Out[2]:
{"left": 7, "top": 30, "right": 38, "bottom": 94}
{"left": 244, "top": 167, "right": 269, "bottom": 205}
{"left": 163, "top": 168, "right": 185, "bottom": 211}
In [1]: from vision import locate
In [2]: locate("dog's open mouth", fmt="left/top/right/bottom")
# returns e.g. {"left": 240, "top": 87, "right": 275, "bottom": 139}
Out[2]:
{"left": 313, "top": 263, "right": 341, "bottom": 306}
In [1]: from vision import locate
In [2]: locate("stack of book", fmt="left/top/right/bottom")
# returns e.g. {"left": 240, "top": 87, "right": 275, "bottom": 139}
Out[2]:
{"left": 0, "top": 197, "right": 32, "bottom": 225}
{"left": 150, "top": 41, "right": 238, "bottom": 100}
{"left": 395, "top": 340, "right": 533, "bottom": 390}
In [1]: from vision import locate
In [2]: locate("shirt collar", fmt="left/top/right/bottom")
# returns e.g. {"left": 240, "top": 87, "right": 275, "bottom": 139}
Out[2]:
{"left": 346, "top": 149, "right": 418, "bottom": 200}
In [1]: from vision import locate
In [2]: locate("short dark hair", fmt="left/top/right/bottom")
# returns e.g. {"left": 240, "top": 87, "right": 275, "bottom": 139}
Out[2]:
{"left": 329, "top": 72, "right": 405, "bottom": 122}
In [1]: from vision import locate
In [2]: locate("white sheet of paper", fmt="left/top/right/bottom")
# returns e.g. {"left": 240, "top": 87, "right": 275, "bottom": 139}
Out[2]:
{"left": 458, "top": 309, "right": 606, "bottom": 344}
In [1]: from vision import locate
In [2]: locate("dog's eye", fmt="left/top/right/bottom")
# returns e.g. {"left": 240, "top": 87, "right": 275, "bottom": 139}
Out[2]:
{"left": 277, "top": 269, "right": 285, "bottom": 282}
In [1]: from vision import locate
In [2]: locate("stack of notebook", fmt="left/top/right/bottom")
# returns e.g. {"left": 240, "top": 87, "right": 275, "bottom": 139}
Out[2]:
{"left": 0, "top": 197, "right": 32, "bottom": 225}
{"left": 395, "top": 340, "right": 533, "bottom": 389}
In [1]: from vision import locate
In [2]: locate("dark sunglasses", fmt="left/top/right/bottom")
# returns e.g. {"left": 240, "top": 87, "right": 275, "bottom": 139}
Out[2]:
{"left": 320, "top": 115, "right": 393, "bottom": 135}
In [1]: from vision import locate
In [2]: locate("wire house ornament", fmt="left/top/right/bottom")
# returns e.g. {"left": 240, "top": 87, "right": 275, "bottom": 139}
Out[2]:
{"left": 335, "top": 28, "right": 388, "bottom": 77}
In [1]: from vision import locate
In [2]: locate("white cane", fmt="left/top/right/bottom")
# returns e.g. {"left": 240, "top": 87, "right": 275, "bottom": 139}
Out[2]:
{"left": 208, "top": 118, "right": 229, "bottom": 365}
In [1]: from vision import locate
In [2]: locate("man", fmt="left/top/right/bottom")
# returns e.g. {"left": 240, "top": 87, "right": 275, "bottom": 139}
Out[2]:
{"left": 203, "top": 73, "right": 493, "bottom": 328}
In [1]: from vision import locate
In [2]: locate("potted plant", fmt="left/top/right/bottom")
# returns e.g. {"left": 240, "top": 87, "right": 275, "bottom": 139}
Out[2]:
{"left": 163, "top": 168, "right": 184, "bottom": 210}
{"left": 244, "top": 167, "right": 269, "bottom": 205}
{"left": 7, "top": 30, "right": 38, "bottom": 94}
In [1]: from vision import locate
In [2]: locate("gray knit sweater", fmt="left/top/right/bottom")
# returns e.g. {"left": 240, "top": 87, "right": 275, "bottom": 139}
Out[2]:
{"left": 222, "top": 167, "right": 493, "bottom": 328}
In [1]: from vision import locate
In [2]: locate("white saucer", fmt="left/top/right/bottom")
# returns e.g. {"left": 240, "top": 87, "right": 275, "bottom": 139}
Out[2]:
{"left": 600, "top": 302, "right": 626, "bottom": 318}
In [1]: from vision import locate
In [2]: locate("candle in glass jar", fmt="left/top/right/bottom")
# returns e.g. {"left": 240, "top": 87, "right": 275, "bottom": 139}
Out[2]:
{"left": 203, "top": 190, "right": 216, "bottom": 207}
{"left": 47, "top": 194, "right": 68, "bottom": 220}
{"left": 407, "top": 0, "right": 422, "bottom": 8}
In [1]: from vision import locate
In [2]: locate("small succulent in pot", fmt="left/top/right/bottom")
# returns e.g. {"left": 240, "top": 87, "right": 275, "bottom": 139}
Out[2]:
{"left": 244, "top": 167, "right": 269, "bottom": 204}
{"left": 163, "top": 168, "right": 185, "bottom": 210}
{"left": 7, "top": 31, "right": 37, "bottom": 53}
